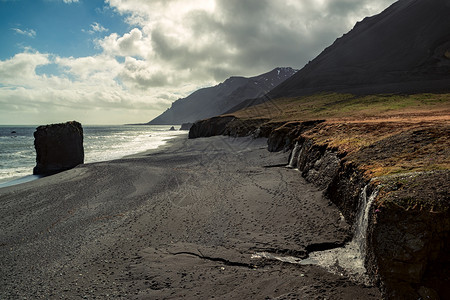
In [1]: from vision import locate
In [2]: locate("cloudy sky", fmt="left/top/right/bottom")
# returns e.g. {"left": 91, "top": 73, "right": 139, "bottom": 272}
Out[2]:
{"left": 0, "top": 0, "right": 396, "bottom": 125}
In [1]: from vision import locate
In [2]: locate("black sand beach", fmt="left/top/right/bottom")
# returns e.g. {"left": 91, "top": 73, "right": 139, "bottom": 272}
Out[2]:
{"left": 1, "top": 135, "right": 381, "bottom": 299}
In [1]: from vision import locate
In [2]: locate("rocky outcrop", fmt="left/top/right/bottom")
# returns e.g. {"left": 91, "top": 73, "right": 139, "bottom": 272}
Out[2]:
{"left": 367, "top": 202, "right": 450, "bottom": 299}
{"left": 284, "top": 136, "right": 367, "bottom": 223}
{"left": 188, "top": 116, "right": 236, "bottom": 139}
{"left": 267, "top": 120, "right": 325, "bottom": 152}
{"left": 277, "top": 127, "right": 449, "bottom": 299}
{"left": 180, "top": 123, "right": 193, "bottom": 131}
{"left": 33, "top": 121, "right": 84, "bottom": 176}
{"left": 302, "top": 149, "right": 342, "bottom": 191}
{"left": 189, "top": 117, "right": 287, "bottom": 140}
{"left": 187, "top": 113, "right": 449, "bottom": 298}
{"left": 223, "top": 118, "right": 271, "bottom": 137}
{"left": 366, "top": 171, "right": 450, "bottom": 299}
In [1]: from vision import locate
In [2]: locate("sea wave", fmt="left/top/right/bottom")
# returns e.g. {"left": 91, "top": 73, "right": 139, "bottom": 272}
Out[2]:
{"left": 0, "top": 125, "right": 186, "bottom": 185}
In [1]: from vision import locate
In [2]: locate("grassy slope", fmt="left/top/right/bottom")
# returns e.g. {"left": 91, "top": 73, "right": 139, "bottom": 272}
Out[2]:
{"left": 230, "top": 93, "right": 449, "bottom": 123}
{"left": 225, "top": 93, "right": 450, "bottom": 211}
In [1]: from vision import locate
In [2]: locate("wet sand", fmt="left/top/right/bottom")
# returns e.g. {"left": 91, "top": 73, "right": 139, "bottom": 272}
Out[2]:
{"left": 0, "top": 135, "right": 381, "bottom": 299}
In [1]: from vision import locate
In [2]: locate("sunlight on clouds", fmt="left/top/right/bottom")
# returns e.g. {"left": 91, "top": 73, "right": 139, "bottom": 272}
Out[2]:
{"left": 120, "top": 57, "right": 169, "bottom": 89}
{"left": 98, "top": 28, "right": 149, "bottom": 58}
{"left": 0, "top": 49, "right": 194, "bottom": 124}
{"left": 0, "top": 52, "right": 49, "bottom": 84}
{"left": 0, "top": 0, "right": 397, "bottom": 124}
{"left": 55, "top": 55, "right": 122, "bottom": 83}
{"left": 104, "top": 0, "right": 398, "bottom": 83}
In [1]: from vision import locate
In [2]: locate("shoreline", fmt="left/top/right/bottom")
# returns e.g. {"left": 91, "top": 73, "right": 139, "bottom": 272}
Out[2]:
{"left": 0, "top": 135, "right": 381, "bottom": 299}
{"left": 0, "top": 174, "right": 43, "bottom": 189}
{"left": 0, "top": 132, "right": 188, "bottom": 189}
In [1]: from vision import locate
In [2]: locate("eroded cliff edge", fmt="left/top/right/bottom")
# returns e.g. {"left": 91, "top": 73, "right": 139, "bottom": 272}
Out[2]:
{"left": 189, "top": 112, "right": 449, "bottom": 299}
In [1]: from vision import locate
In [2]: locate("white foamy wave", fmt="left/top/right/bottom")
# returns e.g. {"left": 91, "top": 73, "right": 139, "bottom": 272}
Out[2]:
{"left": 0, "top": 125, "right": 187, "bottom": 186}
{"left": 0, "top": 166, "right": 34, "bottom": 185}
{"left": 84, "top": 127, "right": 185, "bottom": 163}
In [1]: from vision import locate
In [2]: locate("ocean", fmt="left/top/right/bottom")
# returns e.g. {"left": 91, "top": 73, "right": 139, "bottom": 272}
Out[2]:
{"left": 0, "top": 125, "right": 186, "bottom": 186}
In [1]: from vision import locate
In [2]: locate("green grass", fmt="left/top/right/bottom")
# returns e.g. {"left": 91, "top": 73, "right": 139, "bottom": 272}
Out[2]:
{"left": 230, "top": 92, "right": 450, "bottom": 121}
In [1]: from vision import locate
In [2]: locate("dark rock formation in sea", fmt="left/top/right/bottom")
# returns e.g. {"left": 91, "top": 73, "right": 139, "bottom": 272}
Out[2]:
{"left": 33, "top": 121, "right": 84, "bottom": 176}
{"left": 147, "top": 67, "right": 297, "bottom": 125}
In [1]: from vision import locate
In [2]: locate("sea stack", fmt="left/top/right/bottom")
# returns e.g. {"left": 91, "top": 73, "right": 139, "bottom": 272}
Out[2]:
{"left": 33, "top": 121, "right": 84, "bottom": 175}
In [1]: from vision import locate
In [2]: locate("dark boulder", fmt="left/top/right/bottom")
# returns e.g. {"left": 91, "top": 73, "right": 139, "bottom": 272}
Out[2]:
{"left": 169, "top": 126, "right": 176, "bottom": 131}
{"left": 33, "top": 121, "right": 84, "bottom": 175}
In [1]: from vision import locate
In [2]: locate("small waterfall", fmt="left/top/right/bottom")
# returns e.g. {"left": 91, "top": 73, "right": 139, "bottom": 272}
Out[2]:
{"left": 287, "top": 142, "right": 301, "bottom": 168}
{"left": 353, "top": 184, "right": 380, "bottom": 259}
{"left": 251, "top": 181, "right": 381, "bottom": 283}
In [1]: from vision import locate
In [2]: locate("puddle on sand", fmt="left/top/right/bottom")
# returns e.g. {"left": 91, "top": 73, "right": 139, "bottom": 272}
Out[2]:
{"left": 251, "top": 252, "right": 316, "bottom": 265}
{"left": 251, "top": 242, "right": 363, "bottom": 271}
{"left": 251, "top": 241, "right": 369, "bottom": 283}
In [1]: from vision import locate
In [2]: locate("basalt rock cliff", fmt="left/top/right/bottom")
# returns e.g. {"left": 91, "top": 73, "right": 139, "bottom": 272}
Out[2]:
{"left": 189, "top": 114, "right": 450, "bottom": 299}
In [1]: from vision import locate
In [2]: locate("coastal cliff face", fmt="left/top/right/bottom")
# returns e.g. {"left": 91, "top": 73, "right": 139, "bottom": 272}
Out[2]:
{"left": 188, "top": 117, "right": 450, "bottom": 299}
{"left": 282, "top": 131, "right": 449, "bottom": 299}
{"left": 188, "top": 116, "right": 236, "bottom": 138}
{"left": 366, "top": 172, "right": 450, "bottom": 299}
{"left": 33, "top": 121, "right": 84, "bottom": 175}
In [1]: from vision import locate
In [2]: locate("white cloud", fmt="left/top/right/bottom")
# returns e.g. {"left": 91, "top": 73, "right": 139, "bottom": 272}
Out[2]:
{"left": 62, "top": 0, "right": 79, "bottom": 3}
{"left": 1, "top": 0, "right": 398, "bottom": 124}
{"left": 11, "top": 28, "right": 36, "bottom": 38}
{"left": 0, "top": 50, "right": 196, "bottom": 124}
{"left": 98, "top": 28, "right": 148, "bottom": 57}
{"left": 104, "top": 0, "right": 397, "bottom": 80}
{"left": 0, "top": 52, "right": 49, "bottom": 84}
{"left": 84, "top": 22, "right": 108, "bottom": 34}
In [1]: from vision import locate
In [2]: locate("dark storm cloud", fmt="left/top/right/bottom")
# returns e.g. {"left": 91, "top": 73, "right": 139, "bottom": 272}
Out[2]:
{"left": 143, "top": 0, "right": 397, "bottom": 82}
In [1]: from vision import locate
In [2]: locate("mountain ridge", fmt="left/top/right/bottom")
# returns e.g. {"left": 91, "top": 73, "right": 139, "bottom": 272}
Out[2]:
{"left": 267, "top": 0, "right": 450, "bottom": 98}
{"left": 147, "top": 67, "right": 297, "bottom": 125}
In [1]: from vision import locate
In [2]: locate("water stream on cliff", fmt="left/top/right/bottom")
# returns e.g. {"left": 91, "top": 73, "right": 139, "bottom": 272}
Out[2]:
{"left": 287, "top": 142, "right": 301, "bottom": 168}
{"left": 252, "top": 183, "right": 380, "bottom": 282}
